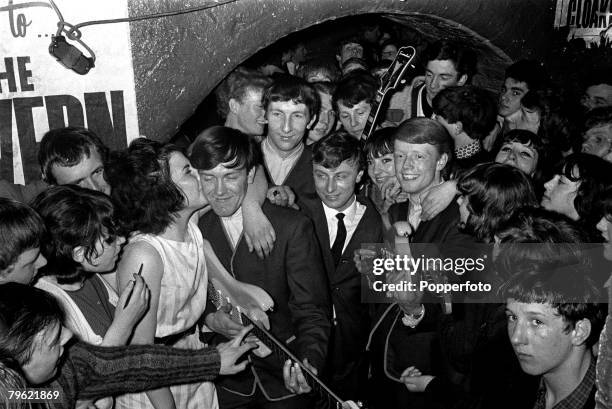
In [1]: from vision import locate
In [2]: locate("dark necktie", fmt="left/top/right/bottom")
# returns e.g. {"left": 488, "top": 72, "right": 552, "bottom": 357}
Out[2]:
{"left": 331, "top": 213, "right": 346, "bottom": 266}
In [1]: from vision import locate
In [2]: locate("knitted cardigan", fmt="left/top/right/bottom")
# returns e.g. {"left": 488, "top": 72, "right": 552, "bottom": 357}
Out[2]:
{"left": 44, "top": 341, "right": 220, "bottom": 409}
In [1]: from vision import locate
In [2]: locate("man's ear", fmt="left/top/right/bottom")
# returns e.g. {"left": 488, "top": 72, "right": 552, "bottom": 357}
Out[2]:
{"left": 356, "top": 169, "right": 364, "bottom": 184}
{"left": 228, "top": 98, "right": 241, "bottom": 115}
{"left": 571, "top": 318, "right": 592, "bottom": 346}
{"left": 436, "top": 153, "right": 449, "bottom": 171}
{"left": 336, "top": 54, "right": 341, "bottom": 65}
{"left": 247, "top": 167, "right": 256, "bottom": 184}
{"left": 455, "top": 121, "right": 464, "bottom": 136}
{"left": 457, "top": 74, "right": 468, "bottom": 87}
{"left": 0, "top": 264, "right": 15, "bottom": 278}
{"left": 72, "top": 246, "right": 86, "bottom": 264}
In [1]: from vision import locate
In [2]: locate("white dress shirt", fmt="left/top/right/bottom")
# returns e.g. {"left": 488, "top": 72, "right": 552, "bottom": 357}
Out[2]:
{"left": 322, "top": 196, "right": 366, "bottom": 254}
{"left": 220, "top": 207, "right": 243, "bottom": 250}
{"left": 262, "top": 138, "right": 304, "bottom": 185}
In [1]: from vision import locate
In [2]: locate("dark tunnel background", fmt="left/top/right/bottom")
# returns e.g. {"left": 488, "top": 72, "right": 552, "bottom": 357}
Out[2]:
{"left": 172, "top": 13, "right": 513, "bottom": 143}
{"left": 126, "top": 0, "right": 612, "bottom": 143}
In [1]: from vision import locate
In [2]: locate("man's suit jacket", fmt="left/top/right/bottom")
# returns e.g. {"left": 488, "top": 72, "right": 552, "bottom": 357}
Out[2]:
{"left": 300, "top": 194, "right": 384, "bottom": 369}
{"left": 262, "top": 144, "right": 316, "bottom": 204}
{"left": 388, "top": 199, "right": 477, "bottom": 274}
{"left": 368, "top": 200, "right": 478, "bottom": 409}
{"left": 199, "top": 201, "right": 331, "bottom": 399}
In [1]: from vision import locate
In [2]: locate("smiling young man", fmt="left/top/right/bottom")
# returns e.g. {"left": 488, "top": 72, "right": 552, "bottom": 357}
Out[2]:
{"left": 215, "top": 66, "right": 272, "bottom": 142}
{"left": 190, "top": 126, "right": 331, "bottom": 409}
{"left": 368, "top": 118, "right": 477, "bottom": 409}
{"left": 503, "top": 266, "right": 606, "bottom": 409}
{"left": 260, "top": 76, "right": 320, "bottom": 203}
{"left": 0, "top": 127, "right": 111, "bottom": 203}
{"left": 392, "top": 41, "right": 476, "bottom": 124}
{"left": 389, "top": 118, "right": 451, "bottom": 231}
{"left": 299, "top": 131, "right": 383, "bottom": 403}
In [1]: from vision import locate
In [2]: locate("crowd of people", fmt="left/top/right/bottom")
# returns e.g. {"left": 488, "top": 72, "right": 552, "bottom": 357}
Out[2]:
{"left": 1, "top": 28, "right": 612, "bottom": 409}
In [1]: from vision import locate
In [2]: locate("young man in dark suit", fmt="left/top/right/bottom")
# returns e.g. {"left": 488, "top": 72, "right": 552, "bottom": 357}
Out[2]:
{"left": 368, "top": 118, "right": 477, "bottom": 409}
{"left": 299, "top": 131, "right": 383, "bottom": 404}
{"left": 189, "top": 126, "right": 331, "bottom": 409}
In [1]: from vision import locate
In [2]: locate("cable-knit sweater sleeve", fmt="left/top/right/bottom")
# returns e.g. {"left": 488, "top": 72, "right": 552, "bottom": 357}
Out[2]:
{"left": 48, "top": 341, "right": 220, "bottom": 409}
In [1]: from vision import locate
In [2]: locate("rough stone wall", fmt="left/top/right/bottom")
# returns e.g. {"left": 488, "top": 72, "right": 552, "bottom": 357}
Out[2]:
{"left": 128, "top": 0, "right": 555, "bottom": 141}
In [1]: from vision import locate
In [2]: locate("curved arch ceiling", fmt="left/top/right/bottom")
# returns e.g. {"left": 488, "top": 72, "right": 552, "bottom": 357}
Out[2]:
{"left": 128, "top": 0, "right": 554, "bottom": 141}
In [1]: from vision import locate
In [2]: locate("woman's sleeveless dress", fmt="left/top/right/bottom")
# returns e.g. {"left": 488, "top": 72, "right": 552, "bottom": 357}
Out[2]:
{"left": 115, "top": 220, "right": 218, "bottom": 409}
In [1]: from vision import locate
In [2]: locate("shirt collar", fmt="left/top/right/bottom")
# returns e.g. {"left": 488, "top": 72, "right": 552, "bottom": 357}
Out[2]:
{"left": 322, "top": 195, "right": 358, "bottom": 223}
{"left": 534, "top": 356, "right": 595, "bottom": 409}
{"left": 262, "top": 138, "right": 304, "bottom": 161}
{"left": 221, "top": 206, "right": 243, "bottom": 223}
{"left": 408, "top": 179, "right": 444, "bottom": 206}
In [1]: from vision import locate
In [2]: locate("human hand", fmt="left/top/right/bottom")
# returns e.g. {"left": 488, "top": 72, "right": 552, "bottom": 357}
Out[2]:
{"left": 243, "top": 206, "right": 276, "bottom": 259}
{"left": 341, "top": 401, "right": 363, "bottom": 409}
{"left": 205, "top": 308, "right": 245, "bottom": 338}
{"left": 353, "top": 247, "right": 378, "bottom": 275}
{"left": 217, "top": 325, "right": 257, "bottom": 375}
{"left": 283, "top": 358, "right": 316, "bottom": 394}
{"left": 393, "top": 221, "right": 412, "bottom": 246}
{"left": 376, "top": 178, "right": 406, "bottom": 213}
{"left": 420, "top": 181, "right": 457, "bottom": 221}
{"left": 386, "top": 267, "right": 422, "bottom": 306}
{"left": 267, "top": 185, "right": 298, "bottom": 209}
{"left": 114, "top": 274, "right": 150, "bottom": 328}
{"left": 400, "top": 366, "right": 434, "bottom": 392}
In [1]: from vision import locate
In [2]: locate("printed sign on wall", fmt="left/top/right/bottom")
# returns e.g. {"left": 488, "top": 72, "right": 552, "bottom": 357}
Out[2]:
{"left": 554, "top": 0, "right": 612, "bottom": 44}
{"left": 0, "top": 0, "right": 139, "bottom": 184}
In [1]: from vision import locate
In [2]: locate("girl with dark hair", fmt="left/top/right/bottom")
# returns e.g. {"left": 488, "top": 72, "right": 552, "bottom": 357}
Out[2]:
{"left": 31, "top": 185, "right": 148, "bottom": 345}
{"left": 362, "top": 128, "right": 408, "bottom": 239}
{"left": 541, "top": 153, "right": 612, "bottom": 237}
{"left": 363, "top": 128, "right": 407, "bottom": 207}
{"left": 494, "top": 129, "right": 545, "bottom": 178}
{"left": 106, "top": 138, "right": 216, "bottom": 409}
{"left": 456, "top": 162, "right": 538, "bottom": 243}
{"left": 32, "top": 185, "right": 149, "bottom": 409}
